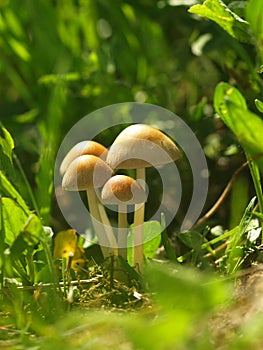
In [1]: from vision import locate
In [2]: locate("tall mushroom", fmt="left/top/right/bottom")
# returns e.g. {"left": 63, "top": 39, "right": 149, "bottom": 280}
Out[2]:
{"left": 106, "top": 124, "right": 181, "bottom": 272}
{"left": 101, "top": 175, "right": 147, "bottom": 260}
{"left": 62, "top": 154, "right": 117, "bottom": 258}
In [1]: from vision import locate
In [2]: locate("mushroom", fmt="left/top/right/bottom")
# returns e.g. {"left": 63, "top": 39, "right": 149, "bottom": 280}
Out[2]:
{"left": 60, "top": 140, "right": 108, "bottom": 176}
{"left": 101, "top": 175, "right": 147, "bottom": 260}
{"left": 106, "top": 124, "right": 181, "bottom": 272}
{"left": 62, "top": 154, "right": 117, "bottom": 258}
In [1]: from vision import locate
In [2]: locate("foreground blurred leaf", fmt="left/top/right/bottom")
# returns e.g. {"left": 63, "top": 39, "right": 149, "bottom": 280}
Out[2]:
{"left": 147, "top": 263, "right": 228, "bottom": 313}
{"left": 189, "top": 0, "right": 251, "bottom": 43}
{"left": 139, "top": 263, "right": 229, "bottom": 349}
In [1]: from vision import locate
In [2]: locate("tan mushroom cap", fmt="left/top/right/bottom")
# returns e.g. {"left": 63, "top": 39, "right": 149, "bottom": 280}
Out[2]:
{"left": 62, "top": 155, "right": 113, "bottom": 191}
{"left": 101, "top": 175, "right": 147, "bottom": 205}
{"left": 60, "top": 141, "right": 108, "bottom": 175}
{"left": 106, "top": 124, "right": 181, "bottom": 170}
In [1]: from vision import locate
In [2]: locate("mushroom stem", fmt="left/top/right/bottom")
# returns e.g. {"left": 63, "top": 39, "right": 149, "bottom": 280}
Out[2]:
{"left": 97, "top": 201, "right": 118, "bottom": 257}
{"left": 86, "top": 187, "right": 112, "bottom": 259}
{"left": 118, "top": 204, "right": 128, "bottom": 260}
{"left": 133, "top": 168, "right": 146, "bottom": 273}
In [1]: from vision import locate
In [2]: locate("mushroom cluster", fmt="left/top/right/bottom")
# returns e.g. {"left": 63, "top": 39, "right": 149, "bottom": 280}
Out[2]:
{"left": 60, "top": 124, "right": 181, "bottom": 274}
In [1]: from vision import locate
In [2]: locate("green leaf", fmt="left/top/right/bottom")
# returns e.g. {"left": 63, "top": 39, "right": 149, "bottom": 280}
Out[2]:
{"left": 214, "top": 83, "right": 263, "bottom": 171}
{"left": 226, "top": 197, "right": 256, "bottom": 273}
{"left": 177, "top": 231, "right": 204, "bottom": 264}
{"left": 189, "top": 0, "right": 251, "bottom": 43}
{"left": 246, "top": 0, "right": 263, "bottom": 43}
{"left": 8, "top": 37, "right": 31, "bottom": 62}
{"left": 177, "top": 231, "right": 204, "bottom": 250}
{"left": 239, "top": 197, "right": 257, "bottom": 233}
{"left": 255, "top": 99, "right": 263, "bottom": 113}
{"left": 14, "top": 108, "right": 39, "bottom": 123}
{"left": 127, "top": 221, "right": 162, "bottom": 264}
{"left": 1, "top": 197, "right": 28, "bottom": 246}
{"left": 0, "top": 126, "right": 14, "bottom": 162}
{"left": 0, "top": 126, "right": 15, "bottom": 178}
{"left": 161, "top": 213, "right": 178, "bottom": 261}
{"left": 225, "top": 104, "right": 263, "bottom": 161}
{"left": 214, "top": 82, "right": 247, "bottom": 130}
{"left": 0, "top": 171, "right": 30, "bottom": 215}
{"left": 10, "top": 214, "right": 44, "bottom": 257}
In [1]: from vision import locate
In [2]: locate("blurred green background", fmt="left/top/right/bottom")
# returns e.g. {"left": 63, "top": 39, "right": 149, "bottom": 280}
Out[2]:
{"left": 1, "top": 0, "right": 259, "bottom": 235}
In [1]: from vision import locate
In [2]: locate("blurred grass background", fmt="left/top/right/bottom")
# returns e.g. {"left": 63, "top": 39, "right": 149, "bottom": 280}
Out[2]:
{"left": 0, "top": 0, "right": 259, "bottom": 234}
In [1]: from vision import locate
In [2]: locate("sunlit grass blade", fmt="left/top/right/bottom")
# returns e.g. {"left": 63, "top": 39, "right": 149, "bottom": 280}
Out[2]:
{"left": 226, "top": 197, "right": 256, "bottom": 274}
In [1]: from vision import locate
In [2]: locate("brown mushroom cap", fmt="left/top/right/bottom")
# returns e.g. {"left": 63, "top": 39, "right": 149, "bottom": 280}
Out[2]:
{"left": 106, "top": 124, "right": 181, "bottom": 170}
{"left": 101, "top": 175, "right": 147, "bottom": 205}
{"left": 60, "top": 141, "right": 108, "bottom": 175}
{"left": 62, "top": 155, "right": 113, "bottom": 191}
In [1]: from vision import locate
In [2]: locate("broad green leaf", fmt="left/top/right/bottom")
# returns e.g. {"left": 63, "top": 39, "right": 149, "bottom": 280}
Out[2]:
{"left": 189, "top": 0, "right": 251, "bottom": 43}
{"left": 177, "top": 230, "right": 204, "bottom": 250}
{"left": 1, "top": 197, "right": 28, "bottom": 246}
{"left": 177, "top": 230, "right": 204, "bottom": 264}
{"left": 214, "top": 83, "right": 263, "bottom": 171}
{"left": 127, "top": 221, "right": 162, "bottom": 264}
{"left": 225, "top": 103, "right": 263, "bottom": 158}
{"left": 0, "top": 171, "right": 30, "bottom": 215}
{"left": 11, "top": 214, "right": 44, "bottom": 256}
{"left": 214, "top": 82, "right": 247, "bottom": 130}
{"left": 246, "top": 0, "right": 263, "bottom": 43}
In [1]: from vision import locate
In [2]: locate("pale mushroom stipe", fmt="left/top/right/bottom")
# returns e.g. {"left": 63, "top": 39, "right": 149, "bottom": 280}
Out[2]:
{"left": 101, "top": 174, "right": 147, "bottom": 260}
{"left": 62, "top": 154, "right": 117, "bottom": 258}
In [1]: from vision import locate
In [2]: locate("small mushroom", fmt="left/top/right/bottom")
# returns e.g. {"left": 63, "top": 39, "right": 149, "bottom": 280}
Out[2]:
{"left": 101, "top": 175, "right": 147, "bottom": 260}
{"left": 60, "top": 140, "right": 108, "bottom": 176}
{"left": 107, "top": 124, "right": 181, "bottom": 272}
{"left": 62, "top": 154, "right": 117, "bottom": 258}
